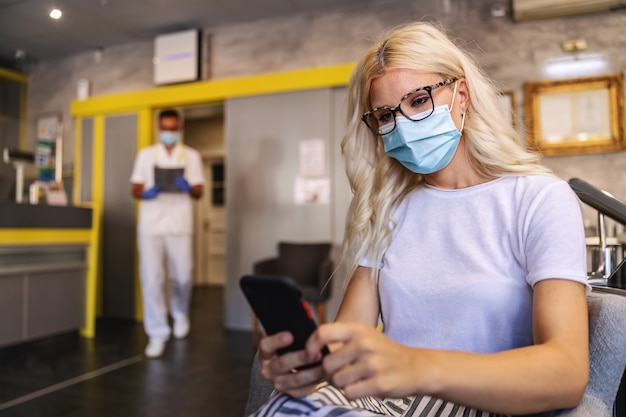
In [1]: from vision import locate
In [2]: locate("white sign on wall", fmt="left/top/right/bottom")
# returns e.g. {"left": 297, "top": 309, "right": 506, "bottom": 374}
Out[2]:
{"left": 153, "top": 29, "right": 200, "bottom": 85}
{"left": 295, "top": 139, "right": 329, "bottom": 205}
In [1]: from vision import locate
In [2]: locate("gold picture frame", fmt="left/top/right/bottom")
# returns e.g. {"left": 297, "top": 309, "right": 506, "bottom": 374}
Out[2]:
{"left": 523, "top": 73, "right": 625, "bottom": 156}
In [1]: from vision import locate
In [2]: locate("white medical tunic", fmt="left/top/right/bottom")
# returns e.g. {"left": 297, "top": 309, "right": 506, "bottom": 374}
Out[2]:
{"left": 130, "top": 143, "right": 204, "bottom": 236}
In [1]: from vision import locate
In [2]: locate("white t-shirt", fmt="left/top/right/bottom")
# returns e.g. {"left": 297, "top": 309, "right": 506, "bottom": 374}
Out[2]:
{"left": 367, "top": 175, "right": 589, "bottom": 354}
{"left": 130, "top": 143, "right": 204, "bottom": 236}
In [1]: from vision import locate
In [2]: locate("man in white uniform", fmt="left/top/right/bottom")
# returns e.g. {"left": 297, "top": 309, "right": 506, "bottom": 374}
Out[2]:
{"left": 130, "top": 109, "right": 204, "bottom": 358}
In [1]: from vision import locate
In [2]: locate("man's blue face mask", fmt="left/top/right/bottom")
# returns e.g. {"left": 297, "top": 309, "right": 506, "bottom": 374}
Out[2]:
{"left": 159, "top": 131, "right": 180, "bottom": 146}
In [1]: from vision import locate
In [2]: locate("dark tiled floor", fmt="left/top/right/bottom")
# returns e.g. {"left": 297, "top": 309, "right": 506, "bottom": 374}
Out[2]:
{"left": 0, "top": 286, "right": 256, "bottom": 417}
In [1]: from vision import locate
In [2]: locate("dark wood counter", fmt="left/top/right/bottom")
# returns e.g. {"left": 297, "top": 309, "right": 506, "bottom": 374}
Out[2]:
{"left": 0, "top": 202, "right": 92, "bottom": 228}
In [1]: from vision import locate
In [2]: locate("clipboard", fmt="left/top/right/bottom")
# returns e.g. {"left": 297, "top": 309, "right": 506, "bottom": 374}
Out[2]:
{"left": 154, "top": 167, "right": 185, "bottom": 192}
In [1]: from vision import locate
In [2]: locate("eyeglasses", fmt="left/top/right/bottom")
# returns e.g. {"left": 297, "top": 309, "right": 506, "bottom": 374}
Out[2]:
{"left": 361, "top": 78, "right": 458, "bottom": 136}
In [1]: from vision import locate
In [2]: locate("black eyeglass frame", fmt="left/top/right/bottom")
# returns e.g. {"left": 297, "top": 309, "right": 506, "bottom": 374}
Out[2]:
{"left": 360, "top": 78, "right": 458, "bottom": 136}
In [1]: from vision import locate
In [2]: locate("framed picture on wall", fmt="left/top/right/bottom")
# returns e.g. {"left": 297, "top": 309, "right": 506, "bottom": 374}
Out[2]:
{"left": 523, "top": 73, "right": 625, "bottom": 156}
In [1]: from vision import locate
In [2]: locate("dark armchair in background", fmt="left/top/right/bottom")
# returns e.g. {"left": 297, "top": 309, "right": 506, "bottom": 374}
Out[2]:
{"left": 251, "top": 241, "right": 333, "bottom": 346}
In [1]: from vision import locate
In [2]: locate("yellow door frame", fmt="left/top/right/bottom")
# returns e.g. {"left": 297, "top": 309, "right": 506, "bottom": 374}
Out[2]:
{"left": 70, "top": 63, "right": 355, "bottom": 333}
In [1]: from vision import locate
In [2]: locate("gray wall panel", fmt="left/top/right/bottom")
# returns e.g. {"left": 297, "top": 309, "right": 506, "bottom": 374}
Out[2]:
{"left": 0, "top": 274, "right": 24, "bottom": 345}
{"left": 225, "top": 88, "right": 349, "bottom": 330}
{"left": 0, "top": 81, "right": 23, "bottom": 201}
{"left": 80, "top": 118, "right": 94, "bottom": 202}
{"left": 102, "top": 114, "right": 137, "bottom": 319}
{"left": 27, "top": 269, "right": 85, "bottom": 338}
{"left": 328, "top": 87, "right": 351, "bottom": 322}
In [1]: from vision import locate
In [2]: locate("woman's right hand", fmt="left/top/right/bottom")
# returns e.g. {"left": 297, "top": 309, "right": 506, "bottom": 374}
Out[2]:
{"left": 258, "top": 331, "right": 326, "bottom": 398}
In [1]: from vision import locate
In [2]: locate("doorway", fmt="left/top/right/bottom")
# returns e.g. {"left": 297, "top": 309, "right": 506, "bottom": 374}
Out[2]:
{"left": 196, "top": 158, "right": 225, "bottom": 286}
{"left": 182, "top": 105, "right": 226, "bottom": 287}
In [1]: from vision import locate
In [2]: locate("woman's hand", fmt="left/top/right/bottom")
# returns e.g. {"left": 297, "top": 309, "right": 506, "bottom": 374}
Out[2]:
{"left": 307, "top": 322, "right": 423, "bottom": 400}
{"left": 258, "top": 331, "right": 327, "bottom": 397}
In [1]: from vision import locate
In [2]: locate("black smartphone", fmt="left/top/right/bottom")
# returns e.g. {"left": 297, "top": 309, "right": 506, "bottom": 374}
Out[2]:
{"left": 239, "top": 275, "right": 329, "bottom": 369}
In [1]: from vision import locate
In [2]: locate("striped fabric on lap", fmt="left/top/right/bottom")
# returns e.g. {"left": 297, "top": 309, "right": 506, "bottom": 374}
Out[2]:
{"left": 394, "top": 396, "right": 507, "bottom": 417}
{"left": 250, "top": 393, "right": 384, "bottom": 417}
{"left": 308, "top": 383, "right": 388, "bottom": 414}
{"left": 249, "top": 384, "right": 509, "bottom": 417}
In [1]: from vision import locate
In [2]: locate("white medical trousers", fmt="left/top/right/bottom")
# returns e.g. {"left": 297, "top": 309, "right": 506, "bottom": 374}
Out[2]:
{"left": 138, "top": 234, "right": 193, "bottom": 342}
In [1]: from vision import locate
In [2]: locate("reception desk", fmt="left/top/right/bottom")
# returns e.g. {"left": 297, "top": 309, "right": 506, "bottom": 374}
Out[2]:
{"left": 0, "top": 202, "right": 94, "bottom": 348}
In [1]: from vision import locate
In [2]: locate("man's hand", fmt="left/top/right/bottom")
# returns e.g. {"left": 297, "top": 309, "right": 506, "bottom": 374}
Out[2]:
{"left": 141, "top": 185, "right": 162, "bottom": 199}
{"left": 174, "top": 177, "right": 192, "bottom": 193}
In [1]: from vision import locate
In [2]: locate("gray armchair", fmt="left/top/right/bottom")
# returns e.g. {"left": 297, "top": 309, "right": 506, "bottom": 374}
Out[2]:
{"left": 244, "top": 291, "right": 626, "bottom": 417}
{"left": 554, "top": 291, "right": 626, "bottom": 416}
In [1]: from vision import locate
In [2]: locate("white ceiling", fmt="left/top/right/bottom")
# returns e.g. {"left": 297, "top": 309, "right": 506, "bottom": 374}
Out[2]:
{"left": 0, "top": 0, "right": 380, "bottom": 70}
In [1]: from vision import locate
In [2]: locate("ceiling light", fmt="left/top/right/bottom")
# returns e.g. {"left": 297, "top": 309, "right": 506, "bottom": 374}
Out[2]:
{"left": 543, "top": 54, "right": 608, "bottom": 79}
{"left": 49, "top": 8, "right": 62, "bottom": 19}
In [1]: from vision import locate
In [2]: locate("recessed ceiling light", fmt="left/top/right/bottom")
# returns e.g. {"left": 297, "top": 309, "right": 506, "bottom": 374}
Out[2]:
{"left": 49, "top": 8, "right": 62, "bottom": 19}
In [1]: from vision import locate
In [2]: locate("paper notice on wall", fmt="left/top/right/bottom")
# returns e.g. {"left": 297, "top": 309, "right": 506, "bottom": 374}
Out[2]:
{"left": 294, "top": 177, "right": 330, "bottom": 205}
{"left": 299, "top": 139, "right": 325, "bottom": 177}
{"left": 37, "top": 114, "right": 59, "bottom": 141}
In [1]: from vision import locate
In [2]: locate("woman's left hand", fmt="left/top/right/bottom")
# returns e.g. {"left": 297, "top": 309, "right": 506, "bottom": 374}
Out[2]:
{"left": 257, "top": 331, "right": 326, "bottom": 397}
{"left": 307, "top": 322, "right": 424, "bottom": 400}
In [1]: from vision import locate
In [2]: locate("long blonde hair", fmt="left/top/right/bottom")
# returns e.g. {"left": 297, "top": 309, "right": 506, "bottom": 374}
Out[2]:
{"left": 341, "top": 21, "right": 552, "bottom": 281}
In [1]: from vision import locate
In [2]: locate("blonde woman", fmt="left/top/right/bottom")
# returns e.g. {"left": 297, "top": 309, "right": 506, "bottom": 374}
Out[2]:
{"left": 253, "top": 22, "right": 589, "bottom": 417}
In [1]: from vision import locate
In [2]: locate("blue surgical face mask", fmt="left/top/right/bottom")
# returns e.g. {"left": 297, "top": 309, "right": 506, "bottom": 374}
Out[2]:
{"left": 159, "top": 131, "right": 180, "bottom": 146}
{"left": 382, "top": 86, "right": 464, "bottom": 175}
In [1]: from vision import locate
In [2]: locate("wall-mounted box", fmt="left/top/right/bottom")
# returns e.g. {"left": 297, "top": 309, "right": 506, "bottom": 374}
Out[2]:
{"left": 153, "top": 29, "right": 201, "bottom": 85}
